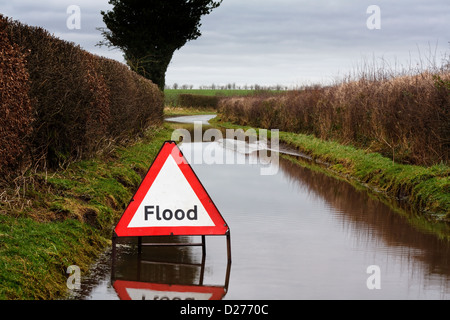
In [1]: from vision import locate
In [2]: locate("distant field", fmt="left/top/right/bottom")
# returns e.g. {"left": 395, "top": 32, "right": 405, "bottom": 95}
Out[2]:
{"left": 164, "top": 89, "right": 257, "bottom": 106}
{"left": 165, "top": 89, "right": 255, "bottom": 97}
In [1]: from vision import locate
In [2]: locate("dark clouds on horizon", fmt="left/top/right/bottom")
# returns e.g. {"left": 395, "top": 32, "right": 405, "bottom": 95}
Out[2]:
{"left": 2, "top": 0, "right": 449, "bottom": 87}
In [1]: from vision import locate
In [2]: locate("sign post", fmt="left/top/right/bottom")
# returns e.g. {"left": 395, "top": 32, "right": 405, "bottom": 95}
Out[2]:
{"left": 112, "top": 141, "right": 231, "bottom": 268}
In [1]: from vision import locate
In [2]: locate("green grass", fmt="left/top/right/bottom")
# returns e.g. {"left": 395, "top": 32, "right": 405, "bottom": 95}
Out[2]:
{"left": 0, "top": 125, "right": 175, "bottom": 300}
{"left": 279, "top": 131, "right": 449, "bottom": 218}
{"left": 165, "top": 88, "right": 255, "bottom": 98}
{"left": 0, "top": 216, "right": 106, "bottom": 300}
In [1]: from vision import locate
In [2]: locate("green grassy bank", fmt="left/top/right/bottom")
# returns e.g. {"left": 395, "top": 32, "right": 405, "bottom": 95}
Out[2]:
{"left": 211, "top": 117, "right": 450, "bottom": 224}
{"left": 0, "top": 125, "right": 175, "bottom": 300}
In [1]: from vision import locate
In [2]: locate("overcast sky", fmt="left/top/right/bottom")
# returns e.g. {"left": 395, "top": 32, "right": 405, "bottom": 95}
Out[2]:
{"left": 1, "top": 0, "right": 449, "bottom": 88}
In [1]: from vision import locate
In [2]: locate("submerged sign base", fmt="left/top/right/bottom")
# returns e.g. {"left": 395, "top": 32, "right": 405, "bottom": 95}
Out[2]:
{"left": 111, "top": 232, "right": 232, "bottom": 280}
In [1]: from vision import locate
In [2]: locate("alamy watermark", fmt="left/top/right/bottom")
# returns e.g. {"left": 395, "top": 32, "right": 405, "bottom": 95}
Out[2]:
{"left": 171, "top": 123, "right": 279, "bottom": 176}
{"left": 366, "top": 265, "right": 381, "bottom": 290}
{"left": 366, "top": 5, "right": 381, "bottom": 30}
{"left": 67, "top": 5, "right": 81, "bottom": 30}
{"left": 66, "top": 265, "right": 81, "bottom": 290}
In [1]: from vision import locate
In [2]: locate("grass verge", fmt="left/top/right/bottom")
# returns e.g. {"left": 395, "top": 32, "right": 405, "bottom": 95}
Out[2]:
{"left": 0, "top": 125, "right": 175, "bottom": 300}
{"left": 211, "top": 117, "right": 450, "bottom": 223}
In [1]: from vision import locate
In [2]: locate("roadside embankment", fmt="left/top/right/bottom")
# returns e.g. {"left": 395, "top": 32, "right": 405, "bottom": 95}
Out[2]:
{"left": 0, "top": 125, "right": 175, "bottom": 300}
{"left": 0, "top": 15, "right": 168, "bottom": 299}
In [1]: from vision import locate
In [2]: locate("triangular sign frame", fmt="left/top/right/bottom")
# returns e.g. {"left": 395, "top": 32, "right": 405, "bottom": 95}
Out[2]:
{"left": 114, "top": 141, "right": 229, "bottom": 237}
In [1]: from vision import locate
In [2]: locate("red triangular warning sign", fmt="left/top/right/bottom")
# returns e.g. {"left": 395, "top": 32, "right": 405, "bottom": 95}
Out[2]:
{"left": 114, "top": 141, "right": 229, "bottom": 237}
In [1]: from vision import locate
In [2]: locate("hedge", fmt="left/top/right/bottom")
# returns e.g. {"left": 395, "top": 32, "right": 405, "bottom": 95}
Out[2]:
{"left": 0, "top": 15, "right": 164, "bottom": 177}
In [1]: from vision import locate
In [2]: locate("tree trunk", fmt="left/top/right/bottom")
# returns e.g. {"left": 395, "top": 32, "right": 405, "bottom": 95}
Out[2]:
{"left": 126, "top": 50, "right": 174, "bottom": 91}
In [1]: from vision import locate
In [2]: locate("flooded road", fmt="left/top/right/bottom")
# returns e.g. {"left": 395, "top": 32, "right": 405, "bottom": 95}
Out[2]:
{"left": 165, "top": 114, "right": 217, "bottom": 125}
{"left": 70, "top": 115, "right": 450, "bottom": 300}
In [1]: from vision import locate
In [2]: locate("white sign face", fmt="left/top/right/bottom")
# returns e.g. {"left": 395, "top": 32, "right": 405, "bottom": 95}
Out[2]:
{"left": 127, "top": 154, "right": 215, "bottom": 229}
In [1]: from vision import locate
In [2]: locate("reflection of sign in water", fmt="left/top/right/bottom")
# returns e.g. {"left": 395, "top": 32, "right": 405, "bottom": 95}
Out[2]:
{"left": 111, "top": 234, "right": 232, "bottom": 301}
{"left": 111, "top": 243, "right": 232, "bottom": 301}
{"left": 114, "top": 141, "right": 229, "bottom": 237}
{"left": 113, "top": 281, "right": 227, "bottom": 301}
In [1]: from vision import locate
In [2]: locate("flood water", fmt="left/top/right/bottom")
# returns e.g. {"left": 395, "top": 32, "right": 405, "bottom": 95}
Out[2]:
{"left": 69, "top": 115, "right": 450, "bottom": 300}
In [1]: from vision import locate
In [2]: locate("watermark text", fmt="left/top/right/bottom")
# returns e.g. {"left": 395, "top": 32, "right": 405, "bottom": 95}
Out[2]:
{"left": 366, "top": 5, "right": 381, "bottom": 30}
{"left": 366, "top": 265, "right": 381, "bottom": 290}
{"left": 172, "top": 123, "right": 279, "bottom": 176}
{"left": 67, "top": 5, "right": 81, "bottom": 30}
{"left": 66, "top": 265, "right": 81, "bottom": 290}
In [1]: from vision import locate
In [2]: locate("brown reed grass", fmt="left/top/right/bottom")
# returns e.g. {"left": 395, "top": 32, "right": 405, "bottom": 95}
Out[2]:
{"left": 219, "top": 66, "right": 449, "bottom": 166}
